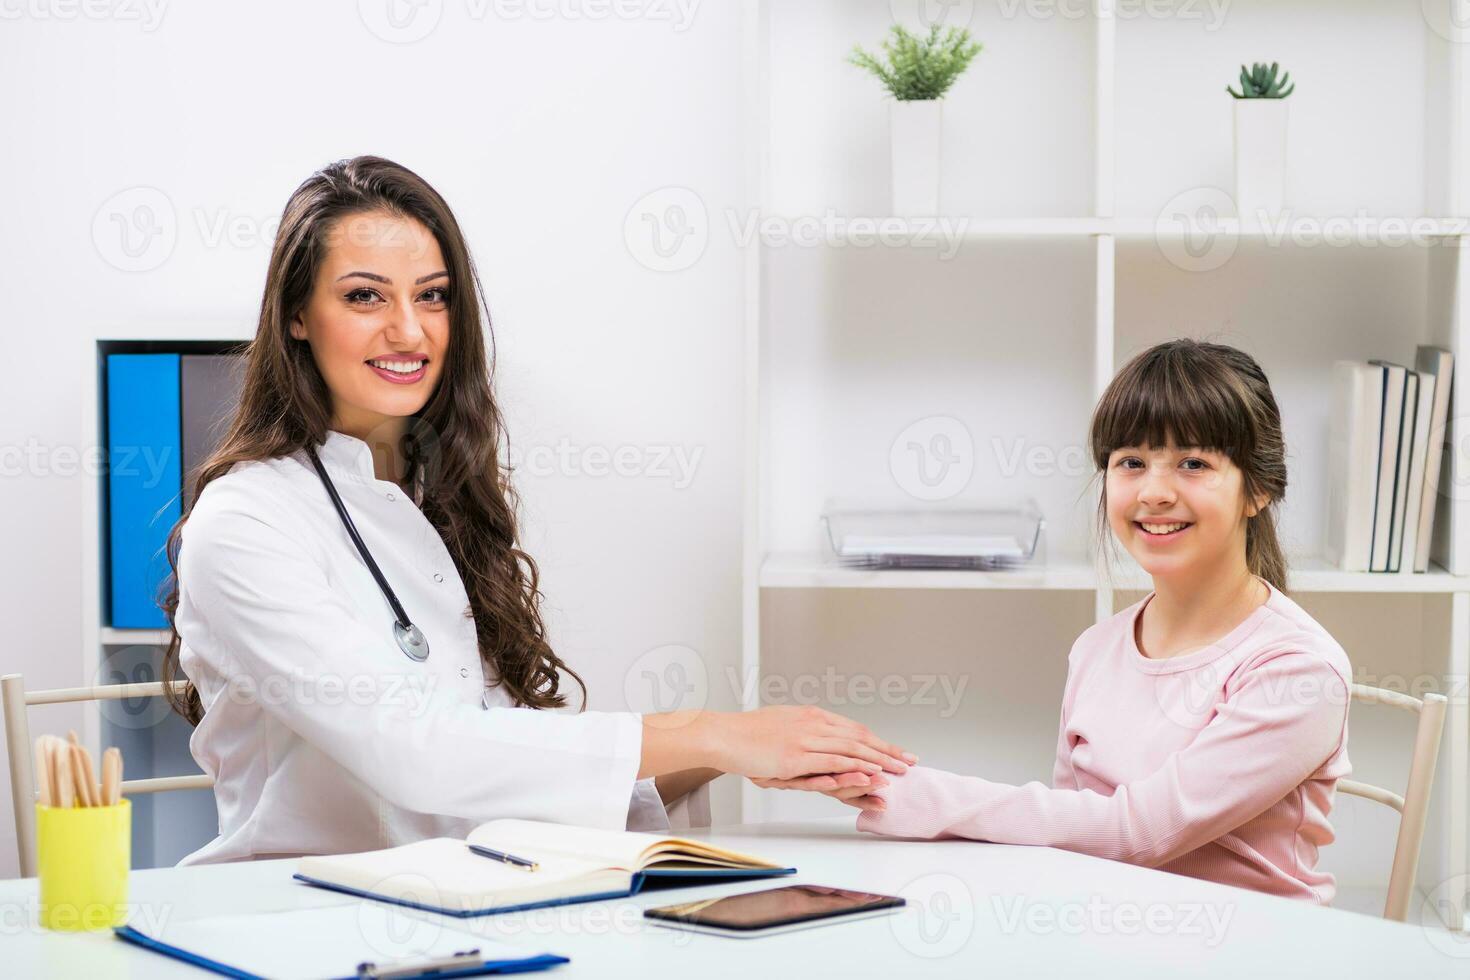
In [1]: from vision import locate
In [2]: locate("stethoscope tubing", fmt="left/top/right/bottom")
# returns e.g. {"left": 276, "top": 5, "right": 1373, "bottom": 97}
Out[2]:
{"left": 305, "top": 444, "right": 416, "bottom": 633}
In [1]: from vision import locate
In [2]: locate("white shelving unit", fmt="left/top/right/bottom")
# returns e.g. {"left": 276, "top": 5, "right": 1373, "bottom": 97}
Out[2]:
{"left": 740, "top": 0, "right": 1470, "bottom": 929}
{"left": 81, "top": 329, "right": 248, "bottom": 868}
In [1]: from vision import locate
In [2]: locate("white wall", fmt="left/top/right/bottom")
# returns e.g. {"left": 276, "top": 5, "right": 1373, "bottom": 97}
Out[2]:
{"left": 0, "top": 0, "right": 747, "bottom": 878}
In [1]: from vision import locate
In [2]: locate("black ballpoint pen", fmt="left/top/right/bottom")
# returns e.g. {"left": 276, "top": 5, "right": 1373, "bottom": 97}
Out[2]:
{"left": 467, "top": 843, "right": 540, "bottom": 871}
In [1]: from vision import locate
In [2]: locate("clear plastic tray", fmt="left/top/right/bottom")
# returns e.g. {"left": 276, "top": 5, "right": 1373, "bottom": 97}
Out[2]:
{"left": 822, "top": 501, "right": 1046, "bottom": 570}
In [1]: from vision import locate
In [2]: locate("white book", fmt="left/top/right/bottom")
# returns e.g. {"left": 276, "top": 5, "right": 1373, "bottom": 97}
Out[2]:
{"left": 1417, "top": 346, "right": 1455, "bottom": 573}
{"left": 1368, "top": 361, "right": 1409, "bottom": 572}
{"left": 1325, "top": 361, "right": 1385, "bottom": 572}
{"left": 1397, "top": 369, "right": 1435, "bottom": 573}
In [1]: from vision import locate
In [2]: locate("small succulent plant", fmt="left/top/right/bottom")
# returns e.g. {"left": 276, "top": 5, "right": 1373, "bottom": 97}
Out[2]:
{"left": 1227, "top": 62, "right": 1295, "bottom": 99}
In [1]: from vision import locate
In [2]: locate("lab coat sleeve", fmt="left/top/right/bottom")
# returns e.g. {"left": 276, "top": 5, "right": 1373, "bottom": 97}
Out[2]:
{"left": 625, "top": 777, "right": 713, "bottom": 832}
{"left": 665, "top": 778, "right": 713, "bottom": 830}
{"left": 178, "top": 492, "right": 643, "bottom": 830}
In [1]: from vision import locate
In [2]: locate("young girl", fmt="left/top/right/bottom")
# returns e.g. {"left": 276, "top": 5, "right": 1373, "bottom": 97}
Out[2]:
{"left": 762, "top": 339, "right": 1354, "bottom": 905}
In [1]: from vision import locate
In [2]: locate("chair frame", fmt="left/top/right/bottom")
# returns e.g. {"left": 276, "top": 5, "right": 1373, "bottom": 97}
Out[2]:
{"left": 2, "top": 673, "right": 213, "bottom": 877}
{"left": 1337, "top": 682, "right": 1448, "bottom": 922}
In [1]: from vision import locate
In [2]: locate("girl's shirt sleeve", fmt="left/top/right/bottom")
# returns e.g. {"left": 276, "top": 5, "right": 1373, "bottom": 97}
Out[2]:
{"left": 857, "top": 651, "right": 1349, "bottom": 869}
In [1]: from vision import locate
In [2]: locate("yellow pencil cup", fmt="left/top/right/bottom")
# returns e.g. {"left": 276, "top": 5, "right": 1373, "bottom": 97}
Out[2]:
{"left": 36, "top": 798, "right": 131, "bottom": 931}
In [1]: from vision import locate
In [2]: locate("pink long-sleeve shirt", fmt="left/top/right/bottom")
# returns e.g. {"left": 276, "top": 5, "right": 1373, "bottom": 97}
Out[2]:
{"left": 858, "top": 576, "right": 1353, "bottom": 905}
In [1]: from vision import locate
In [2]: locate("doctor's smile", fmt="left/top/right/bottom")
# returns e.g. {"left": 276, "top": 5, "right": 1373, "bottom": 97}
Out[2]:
{"left": 365, "top": 354, "right": 430, "bottom": 384}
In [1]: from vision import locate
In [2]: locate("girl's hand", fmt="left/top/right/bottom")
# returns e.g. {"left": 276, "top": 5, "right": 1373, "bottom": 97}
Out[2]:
{"left": 751, "top": 770, "right": 889, "bottom": 812}
{"left": 708, "top": 706, "right": 916, "bottom": 781}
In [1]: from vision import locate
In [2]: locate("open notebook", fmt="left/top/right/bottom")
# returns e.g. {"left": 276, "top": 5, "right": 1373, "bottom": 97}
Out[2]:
{"left": 293, "top": 818, "right": 796, "bottom": 917}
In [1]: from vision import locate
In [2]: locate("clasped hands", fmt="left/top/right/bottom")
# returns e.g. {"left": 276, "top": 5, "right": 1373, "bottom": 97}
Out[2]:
{"left": 736, "top": 705, "right": 908, "bottom": 814}
{"left": 643, "top": 704, "right": 911, "bottom": 814}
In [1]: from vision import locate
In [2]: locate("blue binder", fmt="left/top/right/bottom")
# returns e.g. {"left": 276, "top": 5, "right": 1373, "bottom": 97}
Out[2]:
{"left": 106, "top": 353, "right": 182, "bottom": 628}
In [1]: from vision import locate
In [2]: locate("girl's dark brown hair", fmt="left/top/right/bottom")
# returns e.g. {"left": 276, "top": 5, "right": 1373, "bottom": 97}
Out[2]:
{"left": 1086, "top": 338, "right": 1290, "bottom": 594}
{"left": 158, "top": 154, "right": 585, "bottom": 725}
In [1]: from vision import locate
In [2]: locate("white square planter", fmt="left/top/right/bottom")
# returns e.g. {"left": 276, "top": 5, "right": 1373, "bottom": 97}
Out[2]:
{"left": 1233, "top": 98, "right": 1288, "bottom": 221}
{"left": 890, "top": 99, "right": 942, "bottom": 217}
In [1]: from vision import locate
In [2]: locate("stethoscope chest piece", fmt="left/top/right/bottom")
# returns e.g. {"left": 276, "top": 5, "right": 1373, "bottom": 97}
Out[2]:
{"left": 395, "top": 621, "right": 430, "bottom": 662}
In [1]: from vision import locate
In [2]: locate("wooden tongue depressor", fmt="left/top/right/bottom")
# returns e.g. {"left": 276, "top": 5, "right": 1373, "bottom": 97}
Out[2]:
{"left": 45, "top": 737, "right": 65, "bottom": 807}
{"left": 33, "top": 738, "right": 52, "bottom": 807}
{"left": 102, "top": 748, "right": 122, "bottom": 807}
{"left": 78, "top": 745, "right": 101, "bottom": 808}
{"left": 56, "top": 742, "right": 75, "bottom": 809}
{"left": 45, "top": 737, "right": 61, "bottom": 807}
{"left": 69, "top": 745, "right": 94, "bottom": 807}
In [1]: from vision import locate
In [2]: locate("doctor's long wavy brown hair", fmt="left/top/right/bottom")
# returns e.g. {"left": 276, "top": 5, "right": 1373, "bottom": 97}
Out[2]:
{"left": 158, "top": 155, "right": 585, "bottom": 725}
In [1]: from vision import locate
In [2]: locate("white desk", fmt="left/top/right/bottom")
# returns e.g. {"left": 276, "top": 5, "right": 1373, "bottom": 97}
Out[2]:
{"left": 1, "top": 819, "right": 1465, "bottom": 977}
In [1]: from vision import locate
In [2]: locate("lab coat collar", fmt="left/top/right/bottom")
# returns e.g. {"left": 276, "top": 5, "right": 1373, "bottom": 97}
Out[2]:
{"left": 314, "top": 430, "right": 425, "bottom": 499}
{"left": 315, "top": 430, "right": 383, "bottom": 486}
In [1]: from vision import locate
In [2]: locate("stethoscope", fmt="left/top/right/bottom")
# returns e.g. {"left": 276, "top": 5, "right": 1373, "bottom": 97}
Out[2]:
{"left": 305, "top": 444, "right": 431, "bottom": 663}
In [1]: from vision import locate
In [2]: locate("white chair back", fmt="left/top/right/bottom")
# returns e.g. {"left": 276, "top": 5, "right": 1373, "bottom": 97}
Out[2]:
{"left": 1, "top": 673, "right": 213, "bottom": 877}
{"left": 1336, "top": 683, "right": 1447, "bottom": 922}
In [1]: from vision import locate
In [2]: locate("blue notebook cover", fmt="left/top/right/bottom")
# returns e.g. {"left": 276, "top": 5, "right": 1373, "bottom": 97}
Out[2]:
{"left": 292, "top": 865, "right": 798, "bottom": 919}
{"left": 106, "top": 353, "right": 182, "bottom": 628}
{"left": 113, "top": 923, "right": 569, "bottom": 979}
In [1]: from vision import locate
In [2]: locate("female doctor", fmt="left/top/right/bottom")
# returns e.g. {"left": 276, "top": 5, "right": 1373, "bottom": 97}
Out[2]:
{"left": 159, "top": 156, "right": 911, "bottom": 865}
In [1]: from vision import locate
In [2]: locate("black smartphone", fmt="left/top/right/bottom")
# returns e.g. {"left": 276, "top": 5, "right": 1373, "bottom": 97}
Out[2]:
{"left": 643, "top": 884, "right": 905, "bottom": 938}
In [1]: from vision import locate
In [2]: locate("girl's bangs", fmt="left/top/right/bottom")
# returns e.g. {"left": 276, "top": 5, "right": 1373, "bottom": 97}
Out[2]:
{"left": 1091, "top": 352, "right": 1253, "bottom": 463}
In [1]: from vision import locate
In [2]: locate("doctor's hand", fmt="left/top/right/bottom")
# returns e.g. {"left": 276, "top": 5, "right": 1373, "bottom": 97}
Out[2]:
{"left": 706, "top": 705, "right": 916, "bottom": 782}
{"left": 638, "top": 706, "right": 915, "bottom": 784}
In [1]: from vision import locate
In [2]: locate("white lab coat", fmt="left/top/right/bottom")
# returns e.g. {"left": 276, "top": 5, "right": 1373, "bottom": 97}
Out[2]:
{"left": 174, "top": 430, "right": 708, "bottom": 865}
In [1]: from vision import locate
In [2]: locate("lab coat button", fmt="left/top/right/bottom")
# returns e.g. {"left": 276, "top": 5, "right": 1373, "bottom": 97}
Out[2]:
{"left": 459, "top": 666, "right": 469, "bottom": 678}
{"left": 387, "top": 492, "right": 396, "bottom": 501}
{"left": 433, "top": 573, "right": 444, "bottom": 583}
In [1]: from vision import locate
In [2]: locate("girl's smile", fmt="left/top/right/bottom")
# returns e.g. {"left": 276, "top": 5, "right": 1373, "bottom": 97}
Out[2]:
{"left": 1134, "top": 518, "right": 1194, "bottom": 543}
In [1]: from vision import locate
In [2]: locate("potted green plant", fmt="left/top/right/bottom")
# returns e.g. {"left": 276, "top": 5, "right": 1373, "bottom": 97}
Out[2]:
{"left": 1227, "top": 61, "right": 1295, "bottom": 220}
{"left": 850, "top": 24, "right": 982, "bottom": 217}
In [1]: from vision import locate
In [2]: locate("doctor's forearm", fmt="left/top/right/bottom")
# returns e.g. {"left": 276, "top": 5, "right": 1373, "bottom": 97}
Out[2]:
{"left": 637, "top": 706, "right": 913, "bottom": 782}
{"left": 638, "top": 711, "right": 725, "bottom": 779}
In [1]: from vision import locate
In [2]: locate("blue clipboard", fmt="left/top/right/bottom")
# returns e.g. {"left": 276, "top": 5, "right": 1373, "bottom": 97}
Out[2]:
{"left": 112, "top": 904, "right": 571, "bottom": 979}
